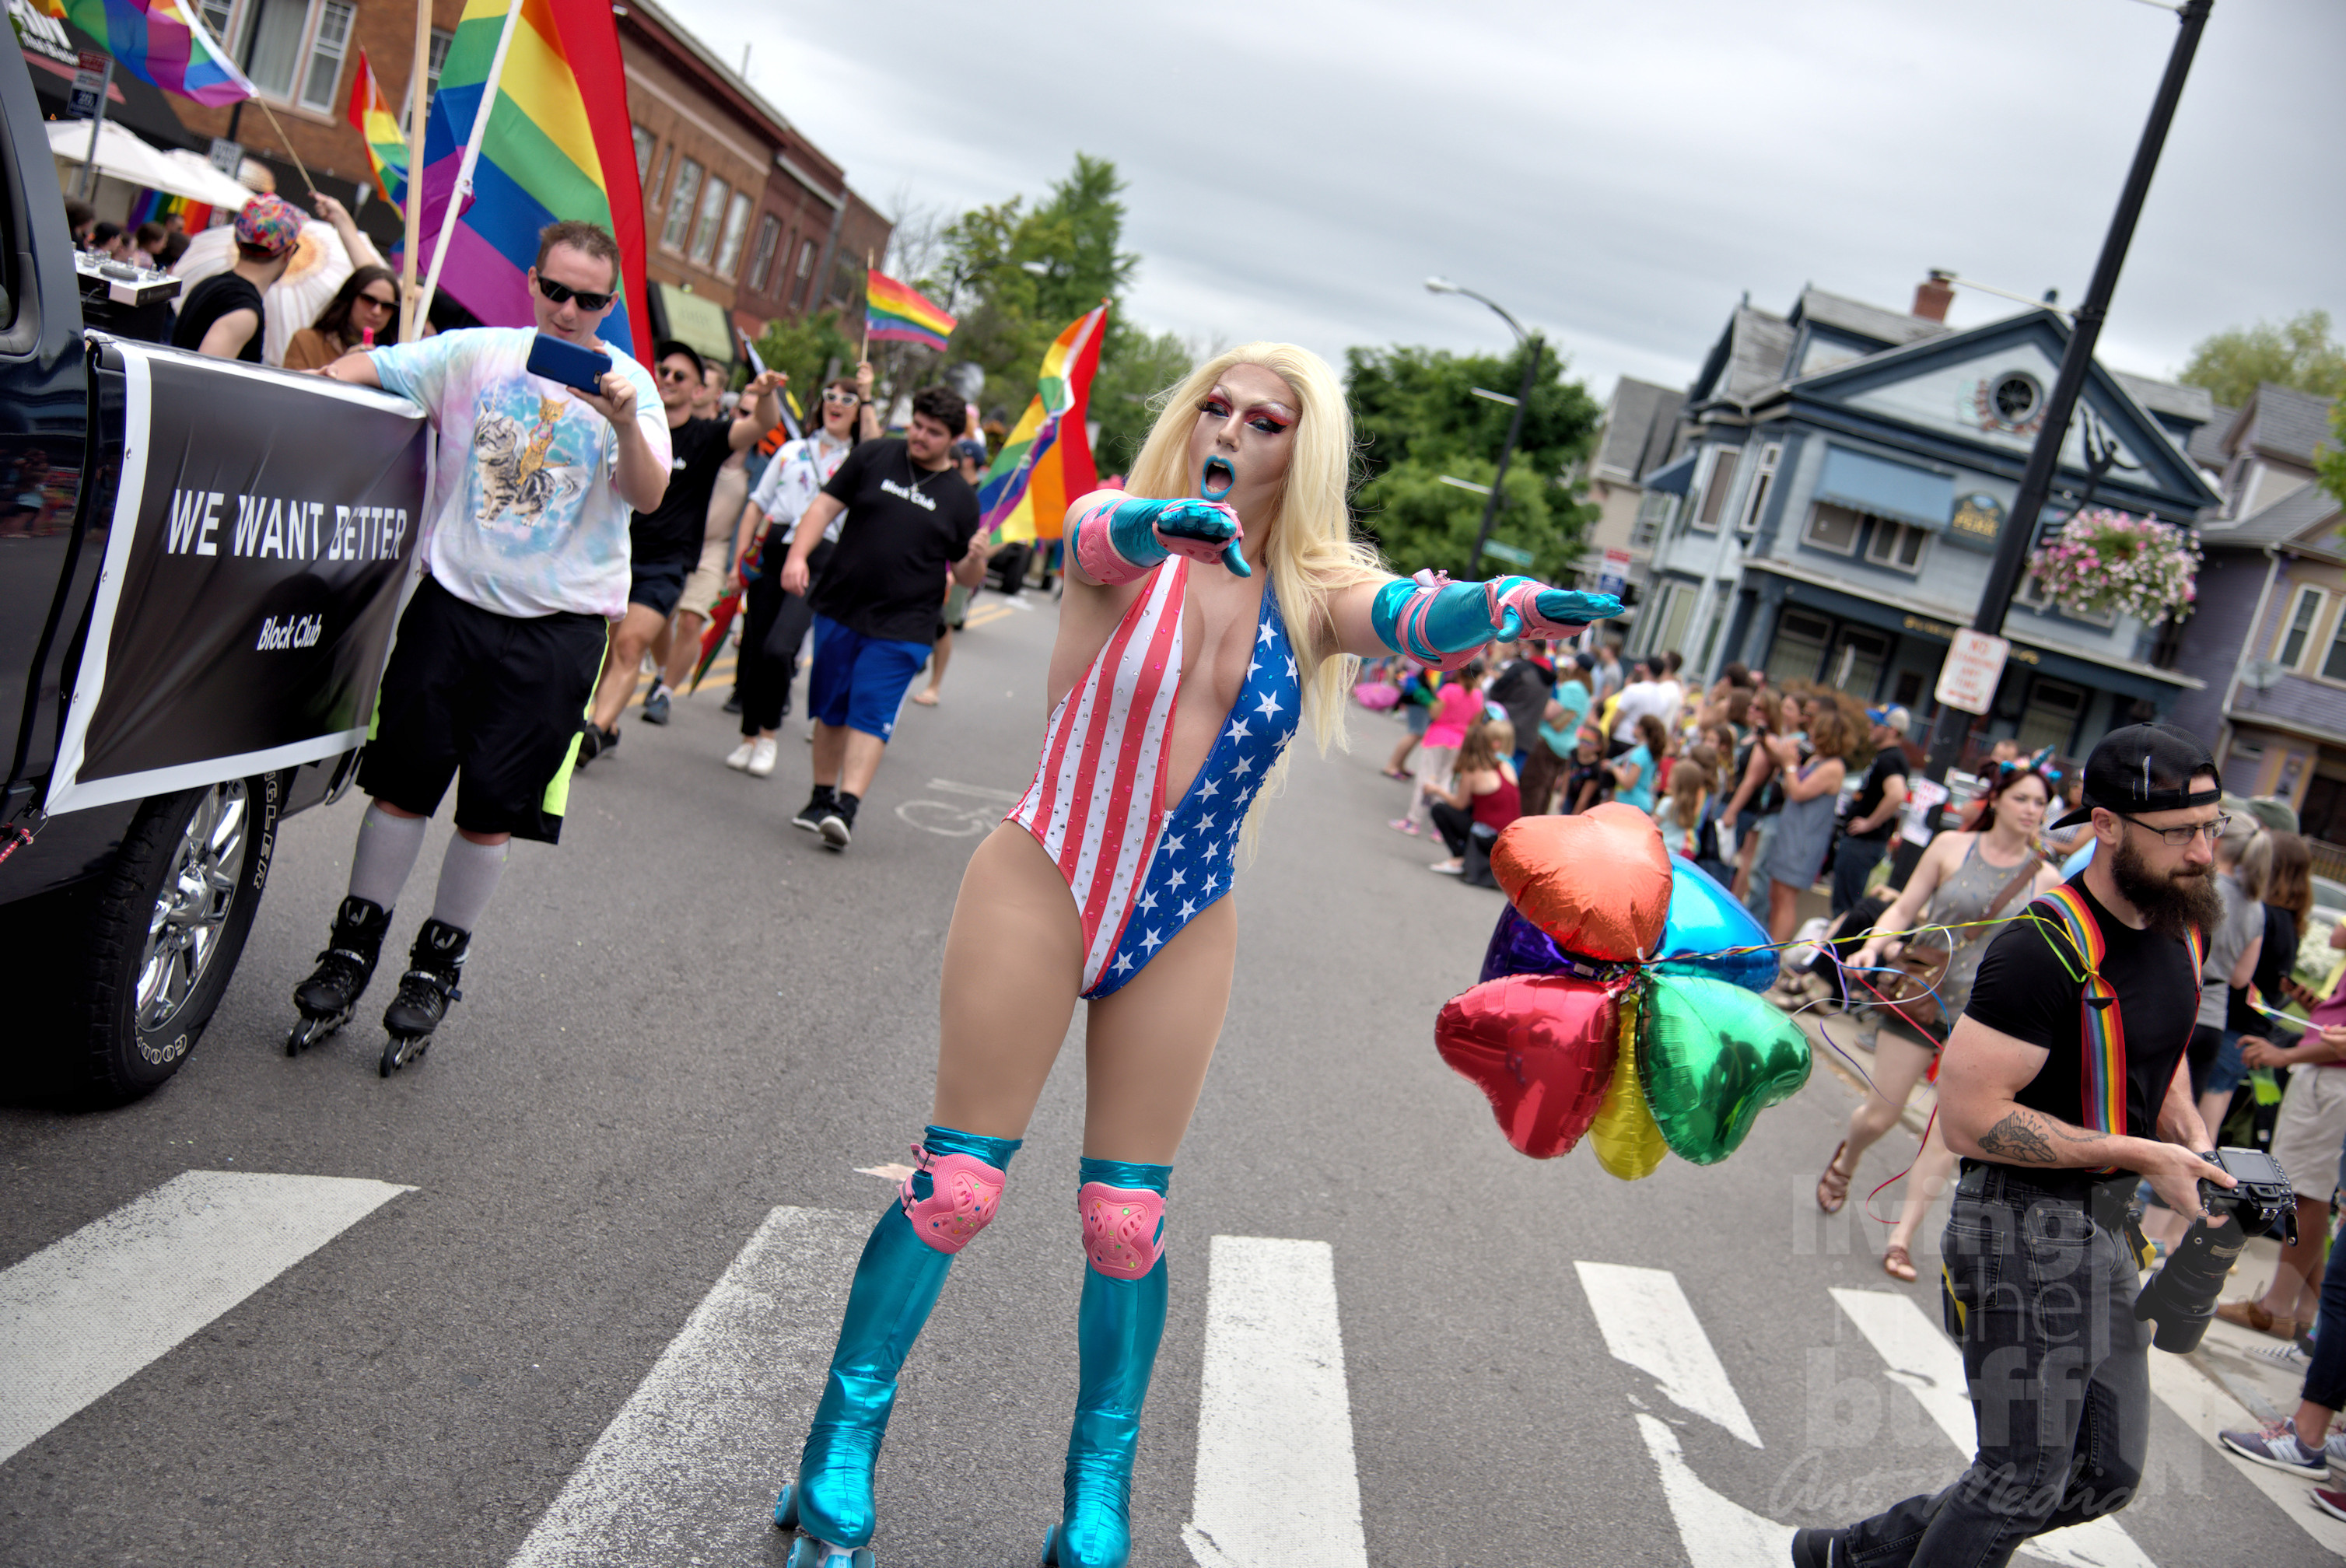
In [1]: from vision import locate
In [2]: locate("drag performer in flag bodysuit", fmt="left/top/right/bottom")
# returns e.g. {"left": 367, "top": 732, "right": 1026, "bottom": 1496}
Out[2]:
{"left": 772, "top": 343, "right": 1619, "bottom": 1568}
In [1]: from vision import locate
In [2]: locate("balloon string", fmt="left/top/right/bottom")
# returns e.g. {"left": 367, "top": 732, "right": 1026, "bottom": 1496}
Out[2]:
{"left": 1861, "top": 1103, "right": 1939, "bottom": 1229}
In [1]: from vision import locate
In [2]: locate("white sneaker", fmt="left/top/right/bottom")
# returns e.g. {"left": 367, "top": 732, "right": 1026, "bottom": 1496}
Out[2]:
{"left": 747, "top": 737, "right": 779, "bottom": 777}
{"left": 725, "top": 740, "right": 755, "bottom": 771}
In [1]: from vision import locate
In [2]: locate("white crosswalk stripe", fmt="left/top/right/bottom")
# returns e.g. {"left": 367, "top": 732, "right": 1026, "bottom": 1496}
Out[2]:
{"left": 0, "top": 1169, "right": 411, "bottom": 1464}
{"left": 2145, "top": 1347, "right": 2346, "bottom": 1558}
{"left": 1576, "top": 1260, "right": 1763, "bottom": 1447}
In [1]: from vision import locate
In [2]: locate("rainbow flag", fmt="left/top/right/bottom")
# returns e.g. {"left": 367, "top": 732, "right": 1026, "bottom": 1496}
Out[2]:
{"left": 417, "top": 0, "right": 650, "bottom": 363}
{"left": 865, "top": 271, "right": 956, "bottom": 352}
{"left": 54, "top": 0, "right": 254, "bottom": 106}
{"left": 346, "top": 51, "right": 409, "bottom": 209}
{"left": 980, "top": 302, "right": 1109, "bottom": 544}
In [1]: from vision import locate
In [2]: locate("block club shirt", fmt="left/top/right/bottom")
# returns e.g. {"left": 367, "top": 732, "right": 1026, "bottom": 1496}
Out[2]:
{"left": 629, "top": 415, "right": 734, "bottom": 567}
{"left": 369, "top": 327, "right": 668, "bottom": 620}
{"left": 810, "top": 439, "right": 981, "bottom": 643}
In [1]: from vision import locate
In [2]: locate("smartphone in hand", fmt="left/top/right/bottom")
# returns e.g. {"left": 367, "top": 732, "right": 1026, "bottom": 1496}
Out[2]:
{"left": 527, "top": 331, "right": 612, "bottom": 396}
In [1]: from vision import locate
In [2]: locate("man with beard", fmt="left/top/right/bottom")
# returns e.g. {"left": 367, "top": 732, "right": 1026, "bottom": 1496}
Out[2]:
{"left": 1796, "top": 723, "right": 2236, "bottom": 1568}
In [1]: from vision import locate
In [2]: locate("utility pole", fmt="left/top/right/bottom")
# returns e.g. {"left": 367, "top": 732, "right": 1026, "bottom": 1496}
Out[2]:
{"left": 1920, "top": 0, "right": 2212, "bottom": 785}
{"left": 1426, "top": 277, "right": 1543, "bottom": 578}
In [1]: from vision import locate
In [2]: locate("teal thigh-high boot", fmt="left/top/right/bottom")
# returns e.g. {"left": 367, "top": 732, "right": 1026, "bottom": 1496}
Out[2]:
{"left": 1043, "top": 1158, "right": 1172, "bottom": 1568}
{"left": 776, "top": 1125, "right": 1020, "bottom": 1567}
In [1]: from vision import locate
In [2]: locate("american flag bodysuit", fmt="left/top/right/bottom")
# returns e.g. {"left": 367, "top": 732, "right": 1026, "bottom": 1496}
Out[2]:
{"left": 1007, "top": 558, "right": 1303, "bottom": 999}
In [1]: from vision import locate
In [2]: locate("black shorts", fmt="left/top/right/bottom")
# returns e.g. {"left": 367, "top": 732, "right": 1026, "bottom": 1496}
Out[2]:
{"left": 357, "top": 576, "right": 607, "bottom": 844}
{"left": 629, "top": 556, "right": 690, "bottom": 617}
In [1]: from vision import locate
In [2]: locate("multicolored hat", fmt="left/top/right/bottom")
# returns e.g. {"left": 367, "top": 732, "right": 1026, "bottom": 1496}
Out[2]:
{"left": 234, "top": 194, "right": 303, "bottom": 259}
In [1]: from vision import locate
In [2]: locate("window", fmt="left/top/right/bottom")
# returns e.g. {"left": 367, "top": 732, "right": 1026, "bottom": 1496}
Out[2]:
{"left": 688, "top": 176, "right": 730, "bottom": 266}
{"left": 2278, "top": 586, "right": 2327, "bottom": 669}
{"left": 661, "top": 158, "right": 702, "bottom": 252}
{"left": 632, "top": 124, "right": 657, "bottom": 182}
{"left": 747, "top": 215, "right": 783, "bottom": 293}
{"left": 1803, "top": 501, "right": 1863, "bottom": 555}
{"left": 1992, "top": 372, "right": 2042, "bottom": 425}
{"left": 1827, "top": 628, "right": 1890, "bottom": 698}
{"left": 1631, "top": 488, "right": 1677, "bottom": 551}
{"left": 649, "top": 144, "right": 672, "bottom": 209}
{"left": 426, "top": 26, "right": 452, "bottom": 91}
{"left": 791, "top": 238, "right": 818, "bottom": 310}
{"left": 1691, "top": 449, "right": 1740, "bottom": 531}
{"left": 1650, "top": 582, "right": 1697, "bottom": 660}
{"left": 1865, "top": 518, "right": 1928, "bottom": 573}
{"left": 296, "top": 0, "right": 352, "bottom": 111}
{"left": 2015, "top": 677, "right": 2086, "bottom": 755}
{"left": 2322, "top": 616, "right": 2346, "bottom": 682}
{"left": 714, "top": 191, "right": 753, "bottom": 277}
{"left": 240, "top": 0, "right": 310, "bottom": 101}
{"left": 199, "top": 0, "right": 235, "bottom": 44}
{"left": 1735, "top": 441, "right": 1781, "bottom": 535}
{"left": 1765, "top": 609, "right": 1831, "bottom": 685}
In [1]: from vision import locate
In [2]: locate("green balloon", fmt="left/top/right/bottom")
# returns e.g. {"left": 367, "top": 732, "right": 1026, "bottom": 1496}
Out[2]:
{"left": 1635, "top": 971, "right": 1812, "bottom": 1164}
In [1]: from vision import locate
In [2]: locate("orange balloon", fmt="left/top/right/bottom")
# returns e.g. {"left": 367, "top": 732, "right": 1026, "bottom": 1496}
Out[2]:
{"left": 1490, "top": 803, "right": 1672, "bottom": 962}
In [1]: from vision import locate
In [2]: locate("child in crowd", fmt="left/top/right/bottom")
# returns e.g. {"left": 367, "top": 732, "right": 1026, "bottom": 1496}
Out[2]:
{"left": 1562, "top": 723, "right": 1611, "bottom": 815}
{"left": 1654, "top": 758, "right": 1710, "bottom": 857}
{"left": 1428, "top": 715, "right": 1521, "bottom": 877}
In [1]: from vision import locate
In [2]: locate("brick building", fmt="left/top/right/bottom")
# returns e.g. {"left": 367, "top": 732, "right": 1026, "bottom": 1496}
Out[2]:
{"left": 158, "top": 0, "right": 886, "bottom": 359}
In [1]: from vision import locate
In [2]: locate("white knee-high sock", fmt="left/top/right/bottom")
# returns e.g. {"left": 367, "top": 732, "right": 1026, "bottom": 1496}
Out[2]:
{"left": 429, "top": 835, "right": 508, "bottom": 933}
{"left": 348, "top": 803, "right": 427, "bottom": 909}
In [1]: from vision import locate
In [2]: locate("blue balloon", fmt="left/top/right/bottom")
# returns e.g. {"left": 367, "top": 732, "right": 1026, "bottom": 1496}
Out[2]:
{"left": 1658, "top": 855, "right": 1779, "bottom": 992}
{"left": 2061, "top": 838, "right": 2095, "bottom": 880}
{"left": 1479, "top": 903, "right": 1570, "bottom": 984}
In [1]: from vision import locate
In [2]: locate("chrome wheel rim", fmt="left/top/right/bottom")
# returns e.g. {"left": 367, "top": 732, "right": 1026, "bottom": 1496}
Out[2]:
{"left": 136, "top": 780, "right": 247, "bottom": 1031}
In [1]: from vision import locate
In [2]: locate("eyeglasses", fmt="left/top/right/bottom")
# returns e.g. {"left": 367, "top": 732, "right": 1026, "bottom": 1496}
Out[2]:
{"left": 2114, "top": 811, "right": 2230, "bottom": 846}
{"left": 534, "top": 273, "right": 615, "bottom": 312}
{"left": 821, "top": 389, "right": 861, "bottom": 405}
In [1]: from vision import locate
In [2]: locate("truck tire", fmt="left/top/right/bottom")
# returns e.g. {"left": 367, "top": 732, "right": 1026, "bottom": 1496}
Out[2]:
{"left": 77, "top": 772, "right": 281, "bottom": 1104}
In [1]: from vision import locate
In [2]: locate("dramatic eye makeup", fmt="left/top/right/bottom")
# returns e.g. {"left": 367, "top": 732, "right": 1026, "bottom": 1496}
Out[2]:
{"left": 1198, "top": 388, "right": 1293, "bottom": 435}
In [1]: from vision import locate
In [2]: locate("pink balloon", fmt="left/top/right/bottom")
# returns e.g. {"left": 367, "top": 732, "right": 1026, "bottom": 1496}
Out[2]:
{"left": 1435, "top": 974, "right": 1620, "bottom": 1158}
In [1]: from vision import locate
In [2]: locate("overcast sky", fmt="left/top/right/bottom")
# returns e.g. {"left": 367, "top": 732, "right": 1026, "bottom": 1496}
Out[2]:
{"left": 665, "top": 0, "right": 2341, "bottom": 406}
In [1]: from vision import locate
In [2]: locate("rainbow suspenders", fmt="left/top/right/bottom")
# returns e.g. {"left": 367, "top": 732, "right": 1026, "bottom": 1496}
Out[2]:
{"left": 2033, "top": 884, "right": 2205, "bottom": 1159}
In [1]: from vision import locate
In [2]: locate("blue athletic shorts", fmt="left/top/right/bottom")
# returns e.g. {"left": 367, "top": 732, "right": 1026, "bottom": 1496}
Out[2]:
{"left": 807, "top": 614, "right": 931, "bottom": 740}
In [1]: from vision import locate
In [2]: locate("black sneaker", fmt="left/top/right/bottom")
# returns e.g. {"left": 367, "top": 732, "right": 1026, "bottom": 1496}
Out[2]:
{"left": 793, "top": 788, "right": 835, "bottom": 833}
{"left": 1789, "top": 1528, "right": 1841, "bottom": 1568}
{"left": 641, "top": 685, "right": 672, "bottom": 725}
{"left": 576, "top": 724, "right": 603, "bottom": 768}
{"left": 597, "top": 723, "right": 620, "bottom": 759}
{"left": 722, "top": 693, "right": 744, "bottom": 715}
{"left": 818, "top": 794, "right": 857, "bottom": 850}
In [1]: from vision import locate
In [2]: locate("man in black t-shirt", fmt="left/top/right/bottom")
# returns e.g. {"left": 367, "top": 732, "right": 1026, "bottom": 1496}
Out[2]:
{"left": 778, "top": 384, "right": 986, "bottom": 849}
{"left": 1803, "top": 723, "right": 2237, "bottom": 1568}
{"left": 170, "top": 194, "right": 302, "bottom": 362}
{"left": 1829, "top": 704, "right": 1911, "bottom": 915}
{"left": 583, "top": 340, "right": 780, "bottom": 757}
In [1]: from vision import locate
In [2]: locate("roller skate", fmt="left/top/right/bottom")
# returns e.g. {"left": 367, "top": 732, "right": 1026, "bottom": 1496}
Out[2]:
{"left": 286, "top": 897, "right": 391, "bottom": 1055}
{"left": 379, "top": 918, "right": 466, "bottom": 1076}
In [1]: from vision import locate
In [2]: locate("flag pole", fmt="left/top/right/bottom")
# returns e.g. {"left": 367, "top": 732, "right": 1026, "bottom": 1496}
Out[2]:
{"left": 250, "top": 98, "right": 319, "bottom": 195}
{"left": 397, "top": 0, "right": 433, "bottom": 341}
{"left": 859, "top": 248, "right": 872, "bottom": 362}
{"left": 416, "top": 0, "right": 526, "bottom": 336}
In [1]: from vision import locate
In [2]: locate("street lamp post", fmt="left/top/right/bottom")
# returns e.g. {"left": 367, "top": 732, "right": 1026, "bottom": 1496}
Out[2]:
{"left": 1427, "top": 277, "right": 1543, "bottom": 579}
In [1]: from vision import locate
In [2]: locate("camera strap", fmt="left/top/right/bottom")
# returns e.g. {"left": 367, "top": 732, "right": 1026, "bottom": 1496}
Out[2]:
{"left": 2033, "top": 885, "right": 2205, "bottom": 1171}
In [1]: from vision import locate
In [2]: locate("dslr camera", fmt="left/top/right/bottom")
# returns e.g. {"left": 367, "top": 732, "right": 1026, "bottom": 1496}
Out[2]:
{"left": 2133, "top": 1147, "right": 2297, "bottom": 1354}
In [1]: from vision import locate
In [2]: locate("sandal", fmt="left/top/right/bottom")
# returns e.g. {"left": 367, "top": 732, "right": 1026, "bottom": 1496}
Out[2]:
{"left": 1382, "top": 767, "right": 1413, "bottom": 781}
{"left": 1387, "top": 817, "right": 1419, "bottom": 835}
{"left": 1882, "top": 1244, "right": 1918, "bottom": 1283}
{"left": 1816, "top": 1141, "right": 1853, "bottom": 1215}
{"left": 2215, "top": 1299, "right": 2299, "bottom": 1339}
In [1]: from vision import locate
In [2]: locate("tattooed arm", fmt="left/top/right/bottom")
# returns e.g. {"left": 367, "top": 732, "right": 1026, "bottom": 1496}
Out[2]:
{"left": 1937, "top": 1014, "right": 2235, "bottom": 1221}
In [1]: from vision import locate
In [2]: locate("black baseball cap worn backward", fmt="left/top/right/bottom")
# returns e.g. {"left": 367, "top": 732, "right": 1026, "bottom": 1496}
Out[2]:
{"left": 2051, "top": 722, "right": 2219, "bottom": 829}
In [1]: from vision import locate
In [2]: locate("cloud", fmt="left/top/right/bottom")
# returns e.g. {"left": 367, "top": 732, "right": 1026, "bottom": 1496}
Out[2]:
{"left": 664, "top": 0, "right": 2343, "bottom": 399}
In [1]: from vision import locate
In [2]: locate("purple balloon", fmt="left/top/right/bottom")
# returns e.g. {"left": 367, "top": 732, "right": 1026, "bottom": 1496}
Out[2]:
{"left": 1480, "top": 903, "right": 1570, "bottom": 984}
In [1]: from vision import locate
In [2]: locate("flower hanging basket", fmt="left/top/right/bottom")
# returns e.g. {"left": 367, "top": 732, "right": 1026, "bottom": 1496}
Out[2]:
{"left": 2026, "top": 506, "right": 2200, "bottom": 625}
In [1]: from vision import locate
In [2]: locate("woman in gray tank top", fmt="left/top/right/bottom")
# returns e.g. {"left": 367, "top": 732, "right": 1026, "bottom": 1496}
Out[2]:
{"left": 1814, "top": 765, "right": 2061, "bottom": 1281}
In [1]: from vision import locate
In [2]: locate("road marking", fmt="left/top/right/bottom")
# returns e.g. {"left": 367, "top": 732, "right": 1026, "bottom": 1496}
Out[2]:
{"left": 506, "top": 1206, "right": 867, "bottom": 1568}
{"left": 1635, "top": 1412, "right": 1795, "bottom": 1568}
{"left": 2148, "top": 1346, "right": 2346, "bottom": 1558}
{"left": 1182, "top": 1236, "right": 1369, "bottom": 1568}
{"left": 964, "top": 604, "right": 1015, "bottom": 628}
{"left": 0, "top": 1170, "right": 411, "bottom": 1464}
{"left": 1829, "top": 1289, "right": 2154, "bottom": 1568}
{"left": 1576, "top": 1261, "right": 1762, "bottom": 1447}
{"left": 926, "top": 777, "right": 1024, "bottom": 802}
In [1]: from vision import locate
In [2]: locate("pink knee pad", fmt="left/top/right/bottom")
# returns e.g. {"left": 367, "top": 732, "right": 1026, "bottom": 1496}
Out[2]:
{"left": 1077, "top": 1183, "right": 1166, "bottom": 1280}
{"left": 899, "top": 1146, "right": 1009, "bottom": 1254}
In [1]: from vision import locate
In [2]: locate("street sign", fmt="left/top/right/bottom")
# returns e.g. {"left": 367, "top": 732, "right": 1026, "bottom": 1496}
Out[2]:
{"left": 68, "top": 51, "right": 106, "bottom": 118}
{"left": 1934, "top": 628, "right": 2010, "bottom": 716}
{"left": 1597, "top": 546, "right": 1631, "bottom": 598}
{"left": 1482, "top": 539, "right": 1534, "bottom": 568}
{"left": 208, "top": 138, "right": 244, "bottom": 177}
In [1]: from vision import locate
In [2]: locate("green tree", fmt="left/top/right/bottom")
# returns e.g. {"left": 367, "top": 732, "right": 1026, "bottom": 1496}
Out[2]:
{"left": 1346, "top": 341, "right": 1603, "bottom": 583}
{"left": 2178, "top": 309, "right": 2346, "bottom": 408}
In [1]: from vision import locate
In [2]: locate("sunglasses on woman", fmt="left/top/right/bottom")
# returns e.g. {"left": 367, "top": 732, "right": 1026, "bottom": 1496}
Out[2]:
{"left": 355, "top": 292, "right": 396, "bottom": 312}
{"left": 534, "top": 274, "right": 615, "bottom": 312}
{"left": 821, "top": 389, "right": 860, "bottom": 405}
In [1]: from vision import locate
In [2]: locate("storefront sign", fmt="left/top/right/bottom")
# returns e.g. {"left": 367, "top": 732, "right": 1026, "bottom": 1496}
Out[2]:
{"left": 1598, "top": 547, "right": 1631, "bottom": 598}
{"left": 1934, "top": 628, "right": 2010, "bottom": 716}
{"left": 68, "top": 50, "right": 106, "bottom": 118}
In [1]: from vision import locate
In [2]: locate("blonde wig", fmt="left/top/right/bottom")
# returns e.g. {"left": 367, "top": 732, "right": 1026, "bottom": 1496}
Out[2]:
{"left": 1122, "top": 343, "right": 1388, "bottom": 850}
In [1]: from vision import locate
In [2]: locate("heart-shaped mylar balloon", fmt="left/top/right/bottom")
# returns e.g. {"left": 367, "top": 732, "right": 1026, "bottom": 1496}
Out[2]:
{"left": 1636, "top": 971, "right": 1813, "bottom": 1164}
{"left": 1656, "top": 855, "right": 1780, "bottom": 992}
{"left": 1490, "top": 804, "right": 1672, "bottom": 963}
{"left": 1588, "top": 987, "right": 1668, "bottom": 1180}
{"left": 1434, "top": 973, "right": 1618, "bottom": 1159}
{"left": 1479, "top": 903, "right": 1570, "bottom": 984}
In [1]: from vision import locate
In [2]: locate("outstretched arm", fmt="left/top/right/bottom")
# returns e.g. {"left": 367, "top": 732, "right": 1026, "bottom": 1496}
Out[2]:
{"left": 1063, "top": 488, "right": 1248, "bottom": 585}
{"left": 1323, "top": 571, "right": 1620, "bottom": 667}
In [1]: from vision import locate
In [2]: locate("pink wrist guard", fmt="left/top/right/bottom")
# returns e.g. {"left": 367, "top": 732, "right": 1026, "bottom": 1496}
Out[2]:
{"left": 1072, "top": 494, "right": 1154, "bottom": 586}
{"left": 1077, "top": 1181, "right": 1166, "bottom": 1280}
{"left": 900, "top": 1144, "right": 1010, "bottom": 1254}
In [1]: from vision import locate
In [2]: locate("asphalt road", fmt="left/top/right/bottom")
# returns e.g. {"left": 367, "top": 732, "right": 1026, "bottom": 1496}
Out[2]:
{"left": 1, "top": 589, "right": 2332, "bottom": 1567}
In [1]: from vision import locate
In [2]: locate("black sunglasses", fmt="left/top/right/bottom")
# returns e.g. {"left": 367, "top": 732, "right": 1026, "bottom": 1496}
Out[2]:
{"left": 534, "top": 273, "right": 615, "bottom": 312}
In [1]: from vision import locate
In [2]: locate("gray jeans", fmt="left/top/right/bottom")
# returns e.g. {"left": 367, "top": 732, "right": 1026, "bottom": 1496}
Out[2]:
{"left": 1837, "top": 1163, "right": 2151, "bottom": 1568}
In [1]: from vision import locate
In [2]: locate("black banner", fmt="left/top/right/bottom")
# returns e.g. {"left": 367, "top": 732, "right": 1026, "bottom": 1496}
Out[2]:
{"left": 48, "top": 342, "right": 430, "bottom": 813}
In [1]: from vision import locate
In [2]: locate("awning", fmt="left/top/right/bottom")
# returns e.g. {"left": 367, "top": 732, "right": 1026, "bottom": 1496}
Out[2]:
{"left": 1815, "top": 444, "right": 1954, "bottom": 532}
{"left": 1641, "top": 452, "right": 1696, "bottom": 495}
{"left": 648, "top": 283, "right": 738, "bottom": 370}
{"left": 47, "top": 119, "right": 256, "bottom": 208}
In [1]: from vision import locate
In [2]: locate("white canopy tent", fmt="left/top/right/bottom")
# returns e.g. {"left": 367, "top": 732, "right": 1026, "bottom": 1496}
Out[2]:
{"left": 47, "top": 119, "right": 258, "bottom": 210}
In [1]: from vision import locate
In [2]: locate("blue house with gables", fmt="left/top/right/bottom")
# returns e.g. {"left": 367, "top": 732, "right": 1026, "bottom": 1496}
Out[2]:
{"left": 1634, "top": 282, "right": 2222, "bottom": 759}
